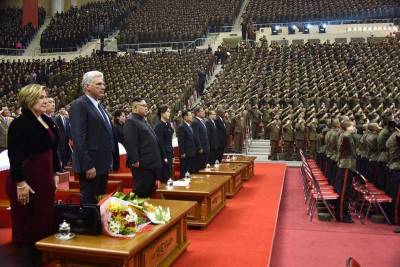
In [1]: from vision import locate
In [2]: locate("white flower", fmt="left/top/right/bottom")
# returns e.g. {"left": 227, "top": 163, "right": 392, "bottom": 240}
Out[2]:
{"left": 125, "top": 208, "right": 138, "bottom": 223}
{"left": 109, "top": 220, "right": 121, "bottom": 233}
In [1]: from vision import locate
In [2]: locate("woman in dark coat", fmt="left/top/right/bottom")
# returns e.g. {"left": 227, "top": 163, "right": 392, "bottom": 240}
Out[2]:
{"left": 154, "top": 105, "right": 174, "bottom": 182}
{"left": 6, "top": 84, "right": 61, "bottom": 267}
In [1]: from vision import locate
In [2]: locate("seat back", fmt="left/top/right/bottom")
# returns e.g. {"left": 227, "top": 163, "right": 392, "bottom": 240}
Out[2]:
{"left": 346, "top": 257, "right": 361, "bottom": 267}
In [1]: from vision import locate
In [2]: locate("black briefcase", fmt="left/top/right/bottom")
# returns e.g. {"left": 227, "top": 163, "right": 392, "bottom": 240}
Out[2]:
{"left": 54, "top": 195, "right": 102, "bottom": 235}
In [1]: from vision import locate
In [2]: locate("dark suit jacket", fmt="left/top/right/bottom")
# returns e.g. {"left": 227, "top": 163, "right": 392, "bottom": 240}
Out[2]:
{"left": 215, "top": 116, "right": 227, "bottom": 149}
{"left": 8, "top": 109, "right": 61, "bottom": 182}
{"left": 192, "top": 117, "right": 210, "bottom": 153}
{"left": 114, "top": 122, "right": 125, "bottom": 147}
{"left": 123, "top": 113, "right": 163, "bottom": 170}
{"left": 205, "top": 119, "right": 219, "bottom": 150}
{"left": 69, "top": 95, "right": 114, "bottom": 175}
{"left": 54, "top": 115, "right": 71, "bottom": 161}
{"left": 154, "top": 120, "right": 173, "bottom": 156}
{"left": 177, "top": 122, "right": 196, "bottom": 158}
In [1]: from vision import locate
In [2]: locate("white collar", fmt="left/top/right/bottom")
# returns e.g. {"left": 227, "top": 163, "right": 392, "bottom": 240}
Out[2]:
{"left": 86, "top": 94, "right": 99, "bottom": 107}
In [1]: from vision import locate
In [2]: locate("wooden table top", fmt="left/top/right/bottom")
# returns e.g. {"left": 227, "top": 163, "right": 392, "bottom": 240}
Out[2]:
{"left": 157, "top": 175, "right": 230, "bottom": 196}
{"left": 36, "top": 199, "right": 196, "bottom": 258}
{"left": 223, "top": 155, "right": 257, "bottom": 163}
{"left": 198, "top": 163, "right": 247, "bottom": 175}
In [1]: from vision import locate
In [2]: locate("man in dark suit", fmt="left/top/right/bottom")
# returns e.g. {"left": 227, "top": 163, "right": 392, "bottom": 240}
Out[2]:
{"left": 215, "top": 109, "right": 227, "bottom": 162}
{"left": 205, "top": 110, "right": 219, "bottom": 164}
{"left": 177, "top": 110, "right": 196, "bottom": 177}
{"left": 192, "top": 106, "right": 209, "bottom": 171}
{"left": 123, "top": 97, "right": 163, "bottom": 198}
{"left": 55, "top": 107, "right": 71, "bottom": 170}
{"left": 70, "top": 71, "right": 115, "bottom": 204}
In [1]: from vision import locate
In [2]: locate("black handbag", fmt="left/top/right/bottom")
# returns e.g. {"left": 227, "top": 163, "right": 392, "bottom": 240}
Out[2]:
{"left": 54, "top": 194, "right": 102, "bottom": 235}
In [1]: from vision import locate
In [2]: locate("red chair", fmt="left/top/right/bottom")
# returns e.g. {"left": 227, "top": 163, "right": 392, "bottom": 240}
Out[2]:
{"left": 353, "top": 171, "right": 392, "bottom": 224}
{"left": 346, "top": 257, "right": 361, "bottom": 267}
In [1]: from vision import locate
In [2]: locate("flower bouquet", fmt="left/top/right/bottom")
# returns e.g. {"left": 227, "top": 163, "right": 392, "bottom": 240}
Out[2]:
{"left": 110, "top": 192, "right": 171, "bottom": 225}
{"left": 100, "top": 196, "right": 151, "bottom": 238}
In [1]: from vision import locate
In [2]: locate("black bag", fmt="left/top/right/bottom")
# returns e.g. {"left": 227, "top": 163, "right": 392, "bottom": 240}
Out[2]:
{"left": 54, "top": 194, "right": 102, "bottom": 235}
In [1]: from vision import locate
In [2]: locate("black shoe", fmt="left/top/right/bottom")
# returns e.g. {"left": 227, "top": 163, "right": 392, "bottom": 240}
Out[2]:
{"left": 394, "top": 228, "right": 400, "bottom": 233}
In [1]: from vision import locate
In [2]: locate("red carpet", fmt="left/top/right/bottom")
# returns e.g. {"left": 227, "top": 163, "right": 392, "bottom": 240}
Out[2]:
{"left": 270, "top": 168, "right": 400, "bottom": 267}
{"left": 173, "top": 163, "right": 287, "bottom": 267}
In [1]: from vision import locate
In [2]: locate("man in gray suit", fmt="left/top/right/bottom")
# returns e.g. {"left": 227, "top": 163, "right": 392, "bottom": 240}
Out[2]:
{"left": 0, "top": 106, "right": 13, "bottom": 152}
{"left": 70, "top": 71, "right": 115, "bottom": 204}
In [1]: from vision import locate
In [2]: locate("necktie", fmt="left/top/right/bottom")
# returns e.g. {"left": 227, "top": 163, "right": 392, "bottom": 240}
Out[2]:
{"left": 98, "top": 103, "right": 113, "bottom": 141}
{"left": 188, "top": 124, "right": 193, "bottom": 134}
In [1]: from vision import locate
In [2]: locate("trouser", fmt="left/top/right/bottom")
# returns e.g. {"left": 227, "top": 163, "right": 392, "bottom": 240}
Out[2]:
{"left": 195, "top": 152, "right": 208, "bottom": 172}
{"left": 309, "top": 141, "right": 316, "bottom": 159}
{"left": 251, "top": 123, "right": 258, "bottom": 139}
{"left": 357, "top": 157, "right": 369, "bottom": 178}
{"left": 180, "top": 157, "right": 196, "bottom": 178}
{"left": 270, "top": 140, "right": 278, "bottom": 160}
{"left": 387, "top": 169, "right": 400, "bottom": 224}
{"left": 79, "top": 173, "right": 108, "bottom": 204}
{"left": 368, "top": 161, "right": 379, "bottom": 185}
{"left": 263, "top": 126, "right": 270, "bottom": 140}
{"left": 376, "top": 161, "right": 388, "bottom": 190}
{"left": 216, "top": 147, "right": 225, "bottom": 162}
{"left": 209, "top": 149, "right": 218, "bottom": 165}
{"left": 158, "top": 151, "right": 173, "bottom": 182}
{"left": 234, "top": 132, "right": 244, "bottom": 153}
{"left": 335, "top": 168, "right": 354, "bottom": 221}
{"left": 283, "top": 141, "right": 294, "bottom": 160}
{"left": 15, "top": 243, "right": 43, "bottom": 267}
{"left": 132, "top": 168, "right": 157, "bottom": 198}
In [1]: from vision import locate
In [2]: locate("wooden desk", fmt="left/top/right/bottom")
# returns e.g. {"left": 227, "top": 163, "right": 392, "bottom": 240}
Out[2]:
{"left": 36, "top": 199, "right": 196, "bottom": 267}
{"left": 198, "top": 163, "right": 247, "bottom": 197}
{"left": 157, "top": 174, "right": 230, "bottom": 227}
{"left": 223, "top": 156, "right": 257, "bottom": 180}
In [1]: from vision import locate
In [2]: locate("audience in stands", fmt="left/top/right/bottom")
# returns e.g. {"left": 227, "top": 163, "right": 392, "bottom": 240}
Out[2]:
{"left": 0, "top": 7, "right": 46, "bottom": 54}
{"left": 117, "top": 0, "right": 242, "bottom": 46}
{"left": 0, "top": 57, "right": 66, "bottom": 106}
{"left": 41, "top": 50, "right": 214, "bottom": 115}
{"left": 243, "top": 0, "right": 400, "bottom": 24}
{"left": 40, "top": 0, "right": 140, "bottom": 52}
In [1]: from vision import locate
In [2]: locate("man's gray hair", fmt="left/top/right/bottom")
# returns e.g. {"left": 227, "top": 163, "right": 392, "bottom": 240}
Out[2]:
{"left": 81, "top": 71, "right": 104, "bottom": 91}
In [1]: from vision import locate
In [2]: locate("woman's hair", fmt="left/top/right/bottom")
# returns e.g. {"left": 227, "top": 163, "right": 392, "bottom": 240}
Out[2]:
{"left": 157, "top": 105, "right": 169, "bottom": 119}
{"left": 18, "top": 84, "right": 46, "bottom": 110}
{"left": 113, "top": 110, "right": 123, "bottom": 123}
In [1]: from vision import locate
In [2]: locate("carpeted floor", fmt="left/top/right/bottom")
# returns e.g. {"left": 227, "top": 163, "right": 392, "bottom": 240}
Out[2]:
{"left": 270, "top": 168, "right": 400, "bottom": 267}
{"left": 173, "top": 163, "right": 287, "bottom": 267}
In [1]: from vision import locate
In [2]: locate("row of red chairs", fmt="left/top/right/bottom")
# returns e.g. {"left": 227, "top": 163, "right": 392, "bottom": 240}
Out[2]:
{"left": 300, "top": 150, "right": 393, "bottom": 224}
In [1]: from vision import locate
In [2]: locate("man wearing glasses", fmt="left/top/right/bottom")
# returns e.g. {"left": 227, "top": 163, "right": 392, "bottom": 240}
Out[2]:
{"left": 124, "top": 97, "right": 163, "bottom": 197}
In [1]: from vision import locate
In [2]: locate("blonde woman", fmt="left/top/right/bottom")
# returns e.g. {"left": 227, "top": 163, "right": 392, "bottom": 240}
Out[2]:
{"left": 6, "top": 84, "right": 60, "bottom": 267}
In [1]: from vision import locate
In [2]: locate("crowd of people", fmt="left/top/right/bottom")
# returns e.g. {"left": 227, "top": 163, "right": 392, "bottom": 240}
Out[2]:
{"left": 117, "top": 0, "right": 242, "bottom": 46}
{"left": 0, "top": 57, "right": 66, "bottom": 100}
{"left": 45, "top": 50, "right": 215, "bottom": 116}
{"left": 40, "top": 0, "right": 140, "bottom": 52}
{"left": 0, "top": 7, "right": 46, "bottom": 53}
{"left": 243, "top": 0, "right": 400, "bottom": 24}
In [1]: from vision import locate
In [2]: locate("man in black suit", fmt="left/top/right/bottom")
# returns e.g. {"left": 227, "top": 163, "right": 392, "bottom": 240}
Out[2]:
{"left": 70, "top": 71, "right": 115, "bottom": 204}
{"left": 205, "top": 110, "right": 219, "bottom": 165}
{"left": 215, "top": 109, "right": 227, "bottom": 162}
{"left": 177, "top": 110, "right": 197, "bottom": 177}
{"left": 55, "top": 107, "right": 71, "bottom": 170}
{"left": 123, "top": 97, "right": 163, "bottom": 198}
{"left": 192, "top": 106, "right": 209, "bottom": 171}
